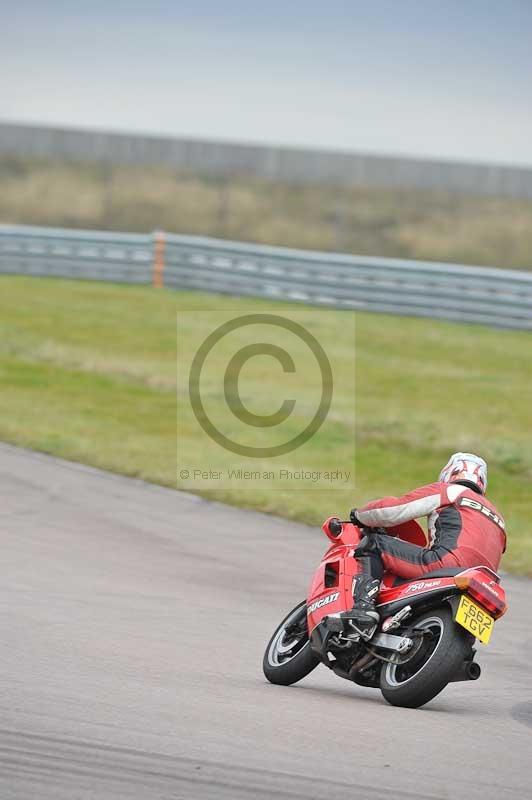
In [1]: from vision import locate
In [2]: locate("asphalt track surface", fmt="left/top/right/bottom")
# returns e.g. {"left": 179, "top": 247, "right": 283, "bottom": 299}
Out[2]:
{"left": 1, "top": 442, "right": 531, "bottom": 799}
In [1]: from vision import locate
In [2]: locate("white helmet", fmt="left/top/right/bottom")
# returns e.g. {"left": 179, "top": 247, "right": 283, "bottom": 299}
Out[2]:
{"left": 439, "top": 452, "right": 487, "bottom": 495}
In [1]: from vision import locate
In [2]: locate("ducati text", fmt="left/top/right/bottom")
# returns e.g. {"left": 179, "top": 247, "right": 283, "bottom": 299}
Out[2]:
{"left": 308, "top": 592, "right": 340, "bottom": 613}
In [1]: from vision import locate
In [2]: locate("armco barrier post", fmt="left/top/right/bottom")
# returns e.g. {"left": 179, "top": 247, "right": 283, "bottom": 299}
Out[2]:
{"left": 152, "top": 231, "right": 166, "bottom": 288}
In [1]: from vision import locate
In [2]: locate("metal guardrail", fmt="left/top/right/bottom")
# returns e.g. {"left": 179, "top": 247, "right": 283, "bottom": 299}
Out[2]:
{"left": 1, "top": 224, "right": 531, "bottom": 331}
{"left": 0, "top": 226, "right": 152, "bottom": 284}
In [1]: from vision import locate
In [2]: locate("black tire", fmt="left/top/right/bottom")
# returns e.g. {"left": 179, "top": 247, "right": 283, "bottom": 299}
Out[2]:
{"left": 263, "top": 600, "right": 320, "bottom": 686}
{"left": 380, "top": 606, "right": 471, "bottom": 709}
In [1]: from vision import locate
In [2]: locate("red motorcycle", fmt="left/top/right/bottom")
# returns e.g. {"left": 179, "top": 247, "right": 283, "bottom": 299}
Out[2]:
{"left": 263, "top": 517, "right": 507, "bottom": 708}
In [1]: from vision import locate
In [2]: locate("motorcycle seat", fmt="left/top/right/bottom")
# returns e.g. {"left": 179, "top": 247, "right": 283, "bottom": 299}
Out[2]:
{"left": 391, "top": 566, "right": 464, "bottom": 587}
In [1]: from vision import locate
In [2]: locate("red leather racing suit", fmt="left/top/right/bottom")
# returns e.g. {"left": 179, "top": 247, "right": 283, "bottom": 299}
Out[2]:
{"left": 354, "top": 481, "right": 506, "bottom": 579}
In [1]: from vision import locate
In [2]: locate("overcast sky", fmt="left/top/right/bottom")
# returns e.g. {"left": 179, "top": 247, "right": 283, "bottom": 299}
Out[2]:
{"left": 2, "top": 1, "right": 532, "bottom": 165}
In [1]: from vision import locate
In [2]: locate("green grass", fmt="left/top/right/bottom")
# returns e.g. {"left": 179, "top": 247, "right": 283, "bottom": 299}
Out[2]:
{"left": 1, "top": 275, "right": 531, "bottom": 574}
{"left": 1, "top": 156, "right": 532, "bottom": 270}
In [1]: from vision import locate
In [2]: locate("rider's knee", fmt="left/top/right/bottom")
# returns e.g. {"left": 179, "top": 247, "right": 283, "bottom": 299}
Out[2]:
{"left": 354, "top": 534, "right": 377, "bottom": 557}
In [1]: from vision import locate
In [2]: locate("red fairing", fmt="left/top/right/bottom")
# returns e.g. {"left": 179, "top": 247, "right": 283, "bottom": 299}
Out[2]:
{"left": 307, "top": 521, "right": 362, "bottom": 632}
{"left": 385, "top": 519, "right": 428, "bottom": 547}
{"left": 307, "top": 519, "right": 430, "bottom": 633}
{"left": 377, "top": 574, "right": 456, "bottom": 607}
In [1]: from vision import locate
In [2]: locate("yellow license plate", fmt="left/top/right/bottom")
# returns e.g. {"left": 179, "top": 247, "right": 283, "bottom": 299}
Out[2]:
{"left": 455, "top": 594, "right": 494, "bottom": 644}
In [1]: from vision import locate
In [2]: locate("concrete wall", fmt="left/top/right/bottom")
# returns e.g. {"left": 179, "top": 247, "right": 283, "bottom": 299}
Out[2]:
{"left": 1, "top": 121, "right": 532, "bottom": 198}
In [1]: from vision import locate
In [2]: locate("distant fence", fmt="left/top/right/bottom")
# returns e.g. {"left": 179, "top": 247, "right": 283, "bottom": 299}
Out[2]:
{"left": 1, "top": 224, "right": 531, "bottom": 330}
{"left": 2, "top": 122, "right": 532, "bottom": 199}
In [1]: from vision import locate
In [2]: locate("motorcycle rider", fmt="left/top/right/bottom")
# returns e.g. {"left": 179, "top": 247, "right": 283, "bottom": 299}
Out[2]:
{"left": 342, "top": 453, "right": 506, "bottom": 633}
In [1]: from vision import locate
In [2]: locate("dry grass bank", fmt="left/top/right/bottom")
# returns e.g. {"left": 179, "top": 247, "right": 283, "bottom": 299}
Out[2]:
{"left": 1, "top": 157, "right": 531, "bottom": 269}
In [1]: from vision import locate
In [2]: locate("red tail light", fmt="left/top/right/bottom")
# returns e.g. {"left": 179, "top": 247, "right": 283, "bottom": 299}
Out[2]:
{"left": 455, "top": 572, "right": 507, "bottom": 619}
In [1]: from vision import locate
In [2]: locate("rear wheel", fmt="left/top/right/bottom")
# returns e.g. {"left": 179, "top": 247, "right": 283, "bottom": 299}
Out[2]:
{"left": 263, "top": 601, "right": 320, "bottom": 686}
{"left": 380, "top": 606, "right": 471, "bottom": 708}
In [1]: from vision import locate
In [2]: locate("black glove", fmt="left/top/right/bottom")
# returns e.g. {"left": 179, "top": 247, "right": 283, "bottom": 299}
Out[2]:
{"left": 350, "top": 508, "right": 363, "bottom": 526}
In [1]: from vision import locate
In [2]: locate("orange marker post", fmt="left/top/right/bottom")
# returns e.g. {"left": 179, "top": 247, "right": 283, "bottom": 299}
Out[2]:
{"left": 153, "top": 231, "right": 166, "bottom": 288}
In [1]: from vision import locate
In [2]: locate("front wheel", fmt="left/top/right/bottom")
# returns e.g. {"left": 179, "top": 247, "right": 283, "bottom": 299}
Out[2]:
{"left": 263, "top": 600, "right": 320, "bottom": 686}
{"left": 380, "top": 606, "right": 471, "bottom": 708}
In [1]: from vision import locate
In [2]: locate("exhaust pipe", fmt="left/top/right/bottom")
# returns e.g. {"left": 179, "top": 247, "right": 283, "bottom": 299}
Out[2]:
{"left": 348, "top": 651, "right": 376, "bottom": 681}
{"left": 450, "top": 660, "right": 481, "bottom": 682}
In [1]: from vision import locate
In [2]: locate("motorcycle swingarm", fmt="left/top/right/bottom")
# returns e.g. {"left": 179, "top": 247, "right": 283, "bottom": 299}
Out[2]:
{"left": 370, "top": 632, "right": 414, "bottom": 653}
{"left": 312, "top": 622, "right": 413, "bottom": 659}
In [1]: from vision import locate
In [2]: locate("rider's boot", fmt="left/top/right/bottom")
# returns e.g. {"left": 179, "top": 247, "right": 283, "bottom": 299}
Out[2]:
{"left": 340, "top": 576, "right": 381, "bottom": 635}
